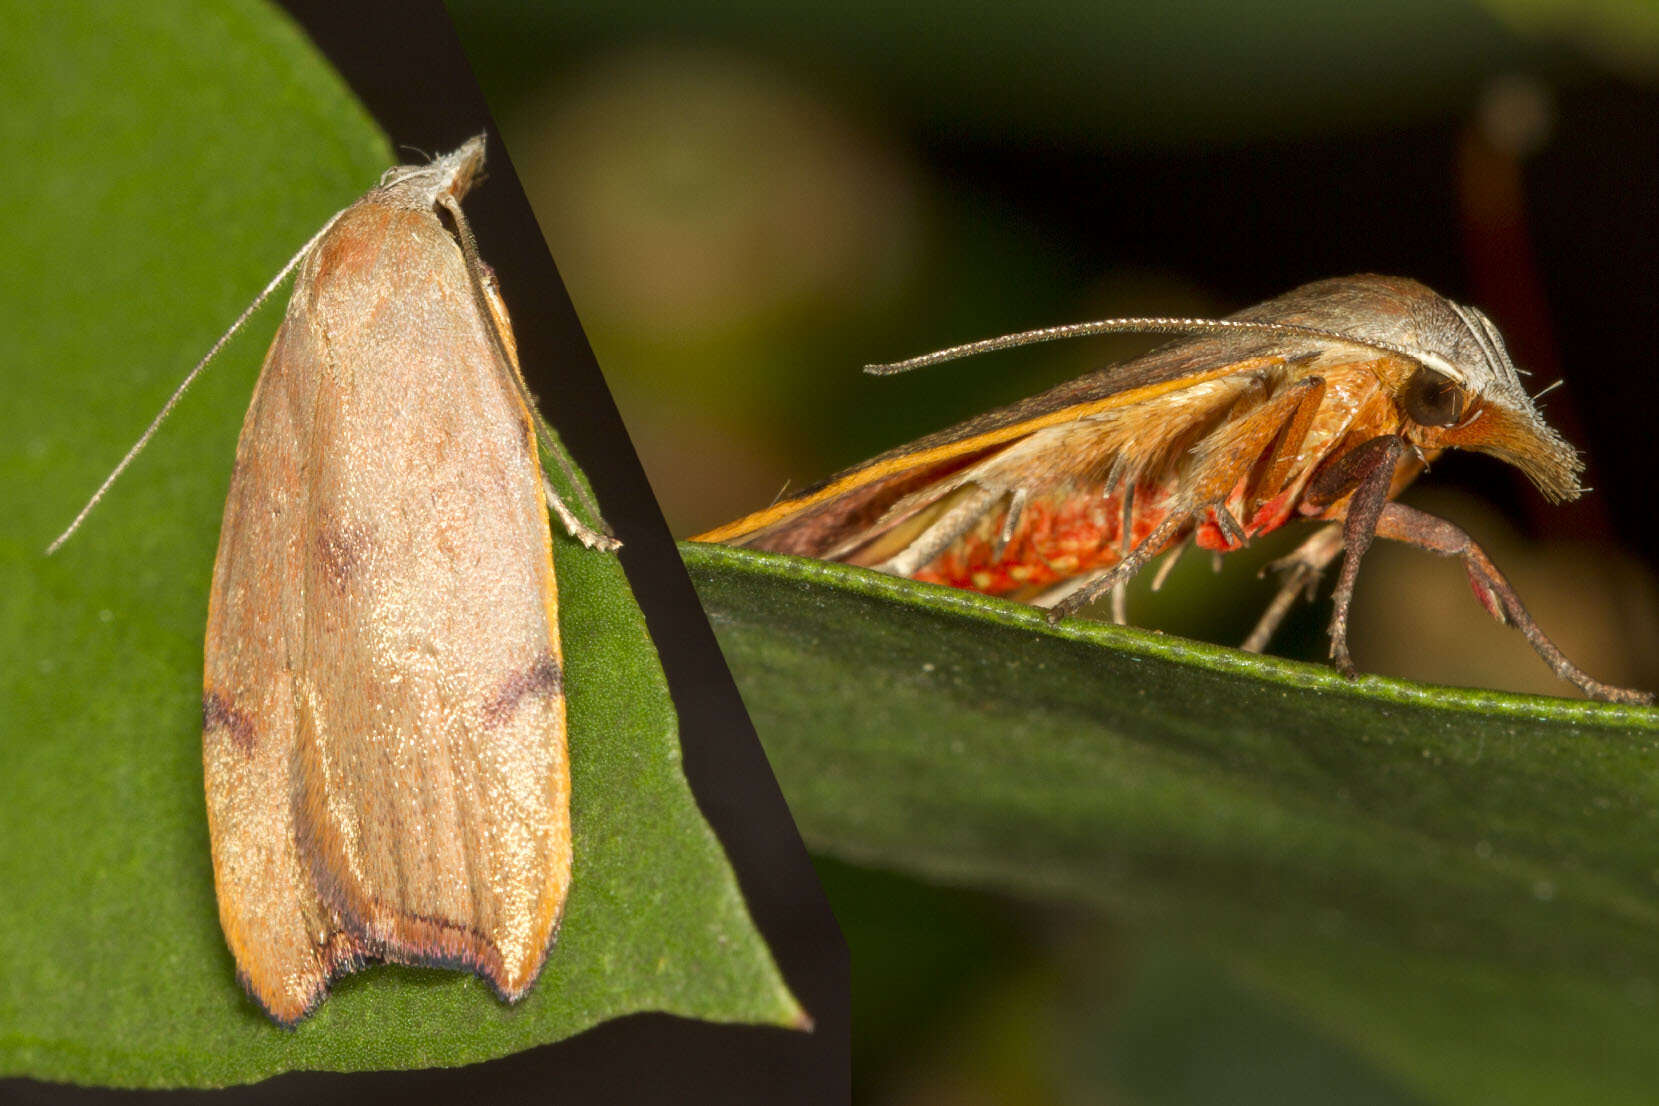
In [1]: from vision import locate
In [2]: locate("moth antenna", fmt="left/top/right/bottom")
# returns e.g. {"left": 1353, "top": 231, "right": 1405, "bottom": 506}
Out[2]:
{"left": 46, "top": 210, "right": 346, "bottom": 555}
{"left": 1532, "top": 378, "right": 1565, "bottom": 401}
{"left": 864, "top": 317, "right": 1429, "bottom": 376}
{"left": 440, "top": 192, "right": 619, "bottom": 551}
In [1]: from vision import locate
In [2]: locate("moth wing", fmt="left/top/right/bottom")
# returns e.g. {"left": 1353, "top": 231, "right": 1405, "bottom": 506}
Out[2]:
{"left": 203, "top": 282, "right": 340, "bottom": 1024}
{"left": 204, "top": 200, "right": 569, "bottom": 1023}
{"left": 291, "top": 202, "right": 570, "bottom": 1002}
{"left": 699, "top": 344, "right": 1288, "bottom": 561}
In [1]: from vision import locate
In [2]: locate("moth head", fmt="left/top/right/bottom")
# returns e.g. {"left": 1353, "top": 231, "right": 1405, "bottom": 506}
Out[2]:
{"left": 377, "top": 135, "right": 488, "bottom": 209}
{"left": 1394, "top": 298, "right": 1583, "bottom": 503}
{"left": 1254, "top": 277, "right": 1584, "bottom": 503}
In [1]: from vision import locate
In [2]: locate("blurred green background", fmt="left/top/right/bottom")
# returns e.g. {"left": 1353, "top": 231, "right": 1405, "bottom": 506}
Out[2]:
{"left": 446, "top": 2, "right": 1659, "bottom": 1101}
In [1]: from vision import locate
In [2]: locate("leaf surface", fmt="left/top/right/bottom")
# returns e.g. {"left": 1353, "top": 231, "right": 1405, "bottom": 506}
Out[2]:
{"left": 686, "top": 541, "right": 1659, "bottom": 1106}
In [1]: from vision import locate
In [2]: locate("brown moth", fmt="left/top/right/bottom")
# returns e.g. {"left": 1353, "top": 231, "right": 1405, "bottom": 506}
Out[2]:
{"left": 697, "top": 275, "right": 1651, "bottom": 705}
{"left": 52, "top": 136, "right": 619, "bottom": 1023}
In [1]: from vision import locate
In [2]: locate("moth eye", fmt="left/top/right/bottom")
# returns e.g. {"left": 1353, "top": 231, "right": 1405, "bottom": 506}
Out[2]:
{"left": 1402, "top": 367, "right": 1466, "bottom": 428}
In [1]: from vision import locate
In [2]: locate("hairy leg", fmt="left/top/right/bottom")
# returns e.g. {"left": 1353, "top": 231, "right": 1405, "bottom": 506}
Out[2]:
{"left": 1374, "top": 502, "right": 1652, "bottom": 705}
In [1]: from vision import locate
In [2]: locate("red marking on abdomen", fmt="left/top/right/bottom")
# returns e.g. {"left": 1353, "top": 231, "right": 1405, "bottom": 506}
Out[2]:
{"left": 915, "top": 478, "right": 1308, "bottom": 597}
{"left": 916, "top": 491, "right": 1176, "bottom": 596}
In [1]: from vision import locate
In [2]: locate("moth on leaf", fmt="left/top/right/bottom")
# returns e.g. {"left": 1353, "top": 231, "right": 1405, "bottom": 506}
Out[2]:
{"left": 52, "top": 137, "right": 621, "bottom": 1024}
{"left": 697, "top": 275, "right": 1650, "bottom": 705}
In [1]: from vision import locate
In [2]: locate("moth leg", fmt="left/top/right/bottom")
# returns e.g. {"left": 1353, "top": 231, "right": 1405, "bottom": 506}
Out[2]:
{"left": 1374, "top": 503, "right": 1654, "bottom": 705}
{"left": 1150, "top": 540, "right": 1190, "bottom": 592}
{"left": 1032, "top": 527, "right": 1166, "bottom": 613}
{"left": 875, "top": 484, "right": 1003, "bottom": 577}
{"left": 1241, "top": 524, "right": 1344, "bottom": 653}
{"left": 1244, "top": 376, "right": 1326, "bottom": 514}
{"left": 1047, "top": 511, "right": 1188, "bottom": 622}
{"left": 1212, "top": 503, "right": 1248, "bottom": 548}
{"left": 1305, "top": 434, "right": 1410, "bottom": 678}
{"left": 1032, "top": 567, "right": 1112, "bottom": 611}
{"left": 1109, "top": 579, "right": 1128, "bottom": 626}
{"left": 542, "top": 475, "right": 622, "bottom": 551}
{"left": 443, "top": 189, "right": 620, "bottom": 551}
{"left": 990, "top": 487, "right": 1030, "bottom": 565}
{"left": 1111, "top": 482, "right": 1135, "bottom": 625}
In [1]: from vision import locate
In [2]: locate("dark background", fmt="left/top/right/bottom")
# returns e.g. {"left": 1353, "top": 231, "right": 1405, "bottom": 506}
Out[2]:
{"left": 439, "top": 0, "right": 1659, "bottom": 1101}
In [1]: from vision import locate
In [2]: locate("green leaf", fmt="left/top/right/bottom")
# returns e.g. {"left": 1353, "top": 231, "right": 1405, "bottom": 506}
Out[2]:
{"left": 685, "top": 541, "right": 1659, "bottom": 1106}
{"left": 0, "top": 0, "right": 797, "bottom": 1088}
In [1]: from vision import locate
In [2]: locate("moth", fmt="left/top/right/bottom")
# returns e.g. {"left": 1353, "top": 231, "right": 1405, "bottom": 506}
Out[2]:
{"left": 52, "top": 136, "right": 619, "bottom": 1023}
{"left": 697, "top": 275, "right": 1650, "bottom": 705}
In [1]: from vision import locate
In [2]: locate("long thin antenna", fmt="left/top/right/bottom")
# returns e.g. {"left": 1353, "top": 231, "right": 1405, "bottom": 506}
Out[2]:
{"left": 45, "top": 211, "right": 345, "bottom": 555}
{"left": 864, "top": 317, "right": 1429, "bottom": 377}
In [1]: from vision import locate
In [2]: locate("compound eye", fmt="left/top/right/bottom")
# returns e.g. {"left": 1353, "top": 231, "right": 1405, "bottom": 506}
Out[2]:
{"left": 1403, "top": 366, "right": 1466, "bottom": 428}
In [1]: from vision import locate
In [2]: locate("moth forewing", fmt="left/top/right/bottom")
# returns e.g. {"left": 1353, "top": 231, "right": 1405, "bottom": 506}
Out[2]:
{"left": 200, "top": 138, "right": 580, "bottom": 1024}
{"left": 697, "top": 274, "right": 1651, "bottom": 705}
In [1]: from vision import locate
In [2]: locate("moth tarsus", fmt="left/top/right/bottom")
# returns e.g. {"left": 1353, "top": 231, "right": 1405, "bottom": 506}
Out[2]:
{"left": 700, "top": 275, "right": 1651, "bottom": 705}
{"left": 1241, "top": 526, "right": 1343, "bottom": 654}
{"left": 1370, "top": 502, "right": 1653, "bottom": 706}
